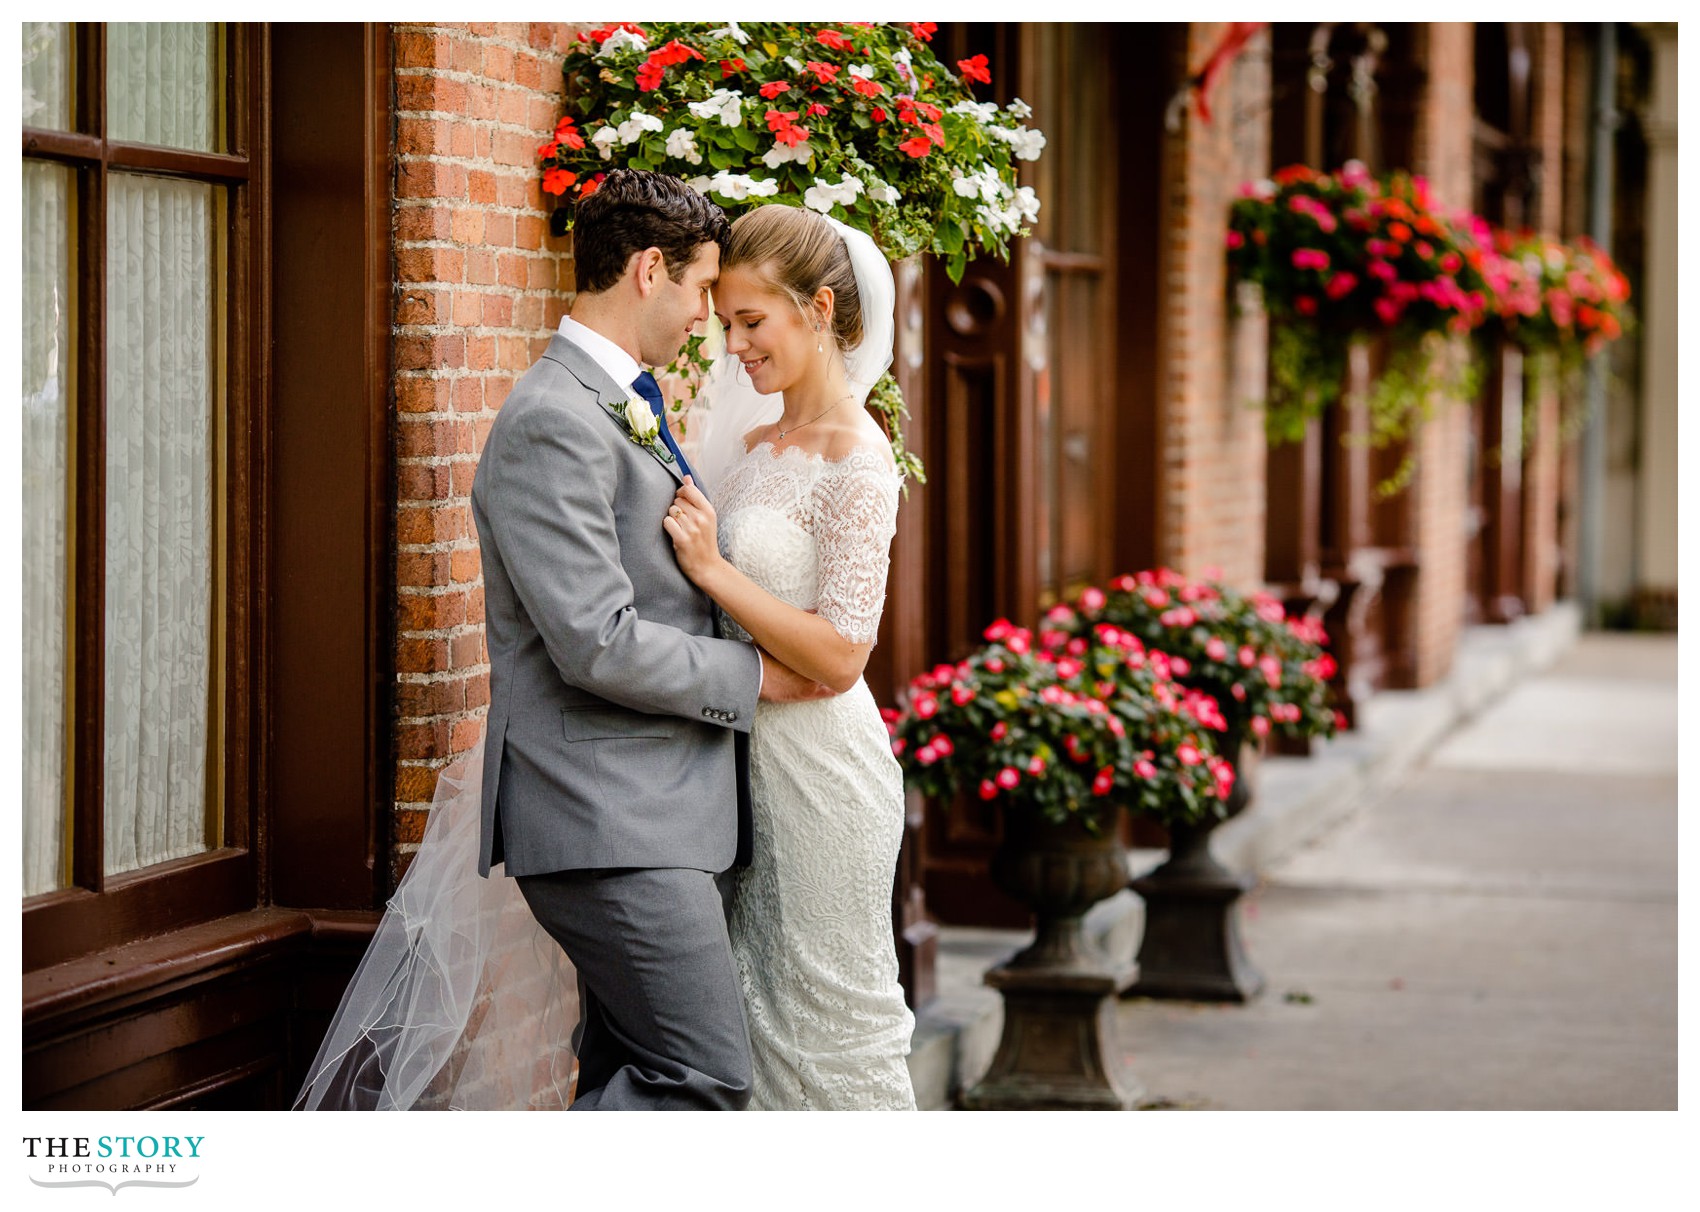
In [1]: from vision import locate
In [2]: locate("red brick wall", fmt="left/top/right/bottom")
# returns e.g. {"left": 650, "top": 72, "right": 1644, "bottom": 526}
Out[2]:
{"left": 1404, "top": 22, "right": 1474, "bottom": 686}
{"left": 1522, "top": 22, "right": 1568, "bottom": 613}
{"left": 390, "top": 22, "right": 583, "bottom": 882}
{"left": 1155, "top": 23, "right": 1272, "bottom": 591}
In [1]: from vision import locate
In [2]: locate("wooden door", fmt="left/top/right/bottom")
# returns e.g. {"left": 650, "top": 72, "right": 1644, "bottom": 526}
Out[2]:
{"left": 915, "top": 22, "right": 1164, "bottom": 925}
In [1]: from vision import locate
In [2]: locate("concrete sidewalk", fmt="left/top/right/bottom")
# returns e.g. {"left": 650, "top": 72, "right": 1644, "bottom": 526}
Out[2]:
{"left": 906, "top": 607, "right": 1679, "bottom": 1110}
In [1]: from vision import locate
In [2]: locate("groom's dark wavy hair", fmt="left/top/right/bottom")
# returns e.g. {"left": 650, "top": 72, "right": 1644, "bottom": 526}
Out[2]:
{"left": 571, "top": 169, "right": 731, "bottom": 295}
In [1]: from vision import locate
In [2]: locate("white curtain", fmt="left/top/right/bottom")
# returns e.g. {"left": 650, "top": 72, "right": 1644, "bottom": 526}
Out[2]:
{"left": 21, "top": 22, "right": 72, "bottom": 130}
{"left": 22, "top": 161, "right": 71, "bottom": 897}
{"left": 103, "top": 173, "right": 217, "bottom": 877}
{"left": 107, "top": 22, "right": 217, "bottom": 151}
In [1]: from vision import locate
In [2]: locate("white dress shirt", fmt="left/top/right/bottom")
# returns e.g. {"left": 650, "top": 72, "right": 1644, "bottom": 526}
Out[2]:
{"left": 557, "top": 314, "right": 644, "bottom": 395}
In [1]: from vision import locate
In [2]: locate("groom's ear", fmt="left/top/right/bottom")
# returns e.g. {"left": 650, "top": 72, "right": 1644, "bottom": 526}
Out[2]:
{"left": 632, "top": 247, "right": 666, "bottom": 297}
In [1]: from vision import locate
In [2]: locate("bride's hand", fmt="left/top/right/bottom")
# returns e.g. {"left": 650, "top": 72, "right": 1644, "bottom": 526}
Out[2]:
{"left": 663, "top": 476, "right": 724, "bottom": 587}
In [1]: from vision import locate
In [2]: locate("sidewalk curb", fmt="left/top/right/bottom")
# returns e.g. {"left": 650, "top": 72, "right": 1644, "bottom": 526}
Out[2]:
{"left": 905, "top": 602, "right": 1584, "bottom": 1110}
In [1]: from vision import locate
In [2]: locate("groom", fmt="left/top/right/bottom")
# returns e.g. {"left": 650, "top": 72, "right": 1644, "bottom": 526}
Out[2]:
{"left": 471, "top": 169, "right": 821, "bottom": 1110}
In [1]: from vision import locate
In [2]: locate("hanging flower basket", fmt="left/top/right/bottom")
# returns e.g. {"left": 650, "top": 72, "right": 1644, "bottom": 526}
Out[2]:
{"left": 541, "top": 21, "right": 1044, "bottom": 276}
{"left": 1227, "top": 161, "right": 1504, "bottom": 488}
{"left": 1490, "top": 229, "right": 1633, "bottom": 441}
{"left": 537, "top": 21, "right": 1047, "bottom": 484}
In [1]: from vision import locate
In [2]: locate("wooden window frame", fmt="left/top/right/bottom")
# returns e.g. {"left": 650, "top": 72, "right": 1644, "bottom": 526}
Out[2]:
{"left": 21, "top": 22, "right": 270, "bottom": 972}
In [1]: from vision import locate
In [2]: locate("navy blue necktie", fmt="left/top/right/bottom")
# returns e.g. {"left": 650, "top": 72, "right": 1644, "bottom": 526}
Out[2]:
{"left": 631, "top": 371, "right": 693, "bottom": 480}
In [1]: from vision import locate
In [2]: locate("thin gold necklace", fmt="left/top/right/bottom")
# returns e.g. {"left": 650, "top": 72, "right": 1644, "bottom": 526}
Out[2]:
{"left": 775, "top": 394, "right": 853, "bottom": 440}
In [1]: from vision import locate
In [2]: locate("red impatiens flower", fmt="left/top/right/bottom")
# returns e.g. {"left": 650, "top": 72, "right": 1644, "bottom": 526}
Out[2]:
{"left": 542, "top": 167, "right": 576, "bottom": 196}
{"left": 803, "top": 60, "right": 840, "bottom": 84}
{"left": 537, "top": 140, "right": 561, "bottom": 160}
{"left": 759, "top": 80, "right": 791, "bottom": 99}
{"left": 806, "top": 102, "right": 829, "bottom": 118}
{"left": 907, "top": 22, "right": 937, "bottom": 41}
{"left": 816, "top": 28, "right": 853, "bottom": 51}
{"left": 720, "top": 57, "right": 745, "bottom": 77}
{"left": 765, "top": 108, "right": 810, "bottom": 146}
{"left": 957, "top": 54, "right": 991, "bottom": 84}
{"left": 850, "top": 74, "right": 884, "bottom": 98}
{"left": 923, "top": 122, "right": 945, "bottom": 147}
{"left": 578, "top": 173, "right": 604, "bottom": 197}
{"left": 870, "top": 106, "right": 887, "bottom": 123}
{"left": 636, "top": 38, "right": 704, "bottom": 91}
{"left": 581, "top": 23, "right": 646, "bottom": 44}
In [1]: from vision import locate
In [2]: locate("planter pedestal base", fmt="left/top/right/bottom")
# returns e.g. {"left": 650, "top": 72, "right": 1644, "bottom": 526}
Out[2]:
{"left": 960, "top": 959, "right": 1143, "bottom": 1111}
{"left": 1126, "top": 844, "right": 1263, "bottom": 1003}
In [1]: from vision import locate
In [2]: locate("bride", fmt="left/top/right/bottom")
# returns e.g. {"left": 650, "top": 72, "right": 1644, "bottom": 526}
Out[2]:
{"left": 296, "top": 203, "right": 916, "bottom": 1112}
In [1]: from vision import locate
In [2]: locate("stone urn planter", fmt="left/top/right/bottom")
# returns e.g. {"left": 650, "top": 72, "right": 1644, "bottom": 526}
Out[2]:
{"left": 960, "top": 809, "right": 1143, "bottom": 1111}
{"left": 1127, "top": 727, "right": 1265, "bottom": 1002}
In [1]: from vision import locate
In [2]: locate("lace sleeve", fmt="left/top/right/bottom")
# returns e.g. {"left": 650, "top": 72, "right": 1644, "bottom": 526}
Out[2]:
{"left": 813, "top": 449, "right": 900, "bottom": 645}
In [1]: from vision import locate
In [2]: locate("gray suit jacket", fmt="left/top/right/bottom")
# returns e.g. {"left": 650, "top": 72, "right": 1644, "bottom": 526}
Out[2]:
{"left": 470, "top": 332, "right": 762, "bottom": 878}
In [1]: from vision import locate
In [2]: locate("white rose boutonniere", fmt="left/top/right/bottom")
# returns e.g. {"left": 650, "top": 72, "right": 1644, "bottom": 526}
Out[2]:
{"left": 621, "top": 397, "right": 671, "bottom": 460}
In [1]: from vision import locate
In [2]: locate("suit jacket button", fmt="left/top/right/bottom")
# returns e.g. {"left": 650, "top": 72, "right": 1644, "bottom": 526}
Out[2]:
{"left": 727, "top": 712, "right": 737, "bottom": 722}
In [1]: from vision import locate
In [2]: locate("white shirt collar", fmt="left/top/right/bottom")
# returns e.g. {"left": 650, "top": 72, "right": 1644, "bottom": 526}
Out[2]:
{"left": 557, "top": 315, "right": 645, "bottom": 395}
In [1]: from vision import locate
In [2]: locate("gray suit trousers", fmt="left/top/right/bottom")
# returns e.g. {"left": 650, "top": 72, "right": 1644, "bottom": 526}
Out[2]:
{"left": 517, "top": 867, "right": 752, "bottom": 1110}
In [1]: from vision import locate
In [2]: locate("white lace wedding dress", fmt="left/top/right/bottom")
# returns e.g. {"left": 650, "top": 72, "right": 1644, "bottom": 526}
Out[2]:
{"left": 713, "top": 439, "right": 918, "bottom": 1111}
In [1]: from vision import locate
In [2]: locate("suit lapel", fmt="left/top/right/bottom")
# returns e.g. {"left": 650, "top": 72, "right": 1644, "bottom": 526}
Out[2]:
{"left": 542, "top": 333, "right": 685, "bottom": 484}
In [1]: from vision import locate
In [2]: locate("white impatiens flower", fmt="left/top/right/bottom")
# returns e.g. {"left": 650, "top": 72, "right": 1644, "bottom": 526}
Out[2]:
{"left": 784, "top": 55, "right": 805, "bottom": 72}
{"left": 687, "top": 88, "right": 745, "bottom": 128}
{"left": 761, "top": 140, "right": 814, "bottom": 169}
{"left": 1013, "top": 185, "right": 1041, "bottom": 222}
{"left": 591, "top": 125, "right": 620, "bottom": 161}
{"left": 952, "top": 167, "right": 1007, "bottom": 205}
{"left": 803, "top": 174, "right": 865, "bottom": 214}
{"left": 976, "top": 202, "right": 1018, "bottom": 237}
{"left": 892, "top": 48, "right": 914, "bottom": 81}
{"left": 1008, "top": 97, "right": 1033, "bottom": 120}
{"left": 666, "top": 127, "right": 703, "bottom": 165}
{"left": 704, "top": 170, "right": 779, "bottom": 201}
{"left": 686, "top": 175, "right": 714, "bottom": 194}
{"left": 597, "top": 28, "right": 648, "bottom": 58}
{"left": 867, "top": 179, "right": 900, "bottom": 205}
{"left": 848, "top": 63, "right": 876, "bottom": 80}
{"left": 615, "top": 109, "right": 664, "bottom": 144}
{"left": 950, "top": 99, "right": 999, "bottom": 123}
{"left": 707, "top": 21, "right": 750, "bottom": 45}
{"left": 990, "top": 124, "right": 1047, "bottom": 162}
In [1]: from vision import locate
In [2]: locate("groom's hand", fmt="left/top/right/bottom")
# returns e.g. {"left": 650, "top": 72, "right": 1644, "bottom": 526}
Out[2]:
{"left": 758, "top": 650, "right": 838, "bottom": 702}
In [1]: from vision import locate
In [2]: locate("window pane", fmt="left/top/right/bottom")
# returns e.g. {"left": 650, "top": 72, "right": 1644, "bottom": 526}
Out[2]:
{"left": 104, "top": 173, "right": 221, "bottom": 876}
{"left": 23, "top": 160, "right": 73, "bottom": 896}
{"left": 107, "top": 23, "right": 221, "bottom": 152}
{"left": 22, "top": 22, "right": 73, "bottom": 131}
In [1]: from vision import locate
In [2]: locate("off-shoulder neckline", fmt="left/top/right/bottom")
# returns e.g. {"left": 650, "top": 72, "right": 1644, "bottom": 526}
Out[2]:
{"left": 740, "top": 439, "right": 900, "bottom": 476}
